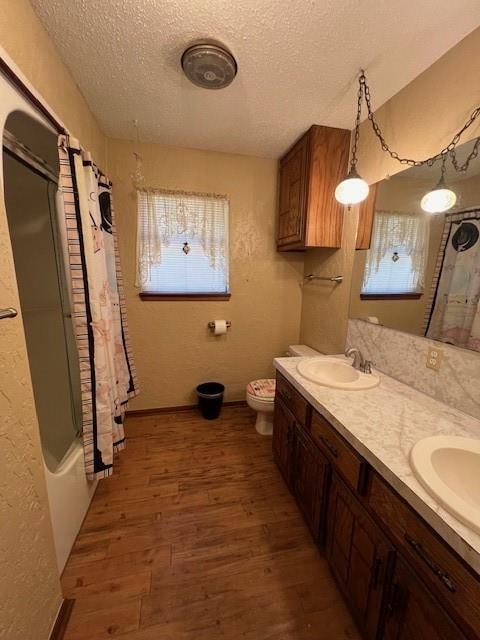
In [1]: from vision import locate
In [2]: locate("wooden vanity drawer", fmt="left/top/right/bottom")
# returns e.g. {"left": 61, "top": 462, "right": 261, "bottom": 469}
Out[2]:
{"left": 275, "top": 373, "right": 308, "bottom": 426}
{"left": 368, "top": 472, "right": 480, "bottom": 638}
{"left": 310, "top": 410, "right": 367, "bottom": 494}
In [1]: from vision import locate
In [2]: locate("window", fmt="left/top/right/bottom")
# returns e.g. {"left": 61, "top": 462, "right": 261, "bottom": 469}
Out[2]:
{"left": 361, "top": 210, "right": 429, "bottom": 297}
{"left": 136, "top": 189, "right": 229, "bottom": 297}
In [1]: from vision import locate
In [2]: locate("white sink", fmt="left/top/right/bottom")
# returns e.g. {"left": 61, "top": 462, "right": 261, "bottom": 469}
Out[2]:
{"left": 410, "top": 436, "right": 480, "bottom": 533}
{"left": 296, "top": 356, "right": 380, "bottom": 390}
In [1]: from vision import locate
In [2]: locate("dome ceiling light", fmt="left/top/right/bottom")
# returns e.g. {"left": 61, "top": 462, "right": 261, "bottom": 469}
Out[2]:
{"left": 181, "top": 43, "right": 237, "bottom": 90}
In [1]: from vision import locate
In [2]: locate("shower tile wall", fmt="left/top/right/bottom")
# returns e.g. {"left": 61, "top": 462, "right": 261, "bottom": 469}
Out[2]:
{"left": 346, "top": 318, "right": 480, "bottom": 421}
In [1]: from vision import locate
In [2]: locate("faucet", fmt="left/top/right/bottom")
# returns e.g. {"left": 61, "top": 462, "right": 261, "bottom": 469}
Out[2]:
{"left": 345, "top": 347, "right": 373, "bottom": 374}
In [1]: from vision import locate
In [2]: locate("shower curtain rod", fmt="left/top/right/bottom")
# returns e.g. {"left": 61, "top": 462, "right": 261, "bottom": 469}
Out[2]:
{"left": 0, "top": 56, "right": 108, "bottom": 178}
{"left": 3, "top": 129, "right": 59, "bottom": 184}
{"left": 0, "top": 57, "right": 65, "bottom": 135}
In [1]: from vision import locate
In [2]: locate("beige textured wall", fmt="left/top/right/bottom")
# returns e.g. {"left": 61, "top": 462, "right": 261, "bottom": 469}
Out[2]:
{"left": 0, "top": 1, "right": 106, "bottom": 638}
{"left": 300, "top": 26, "right": 480, "bottom": 352}
{"left": 107, "top": 138, "right": 304, "bottom": 409}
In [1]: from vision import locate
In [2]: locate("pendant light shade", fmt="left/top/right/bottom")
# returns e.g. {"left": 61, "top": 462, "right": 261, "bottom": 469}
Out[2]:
{"left": 421, "top": 176, "right": 457, "bottom": 214}
{"left": 335, "top": 168, "right": 369, "bottom": 205}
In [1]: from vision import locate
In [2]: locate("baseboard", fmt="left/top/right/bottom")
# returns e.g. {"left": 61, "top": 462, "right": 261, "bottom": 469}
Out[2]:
{"left": 126, "top": 400, "right": 248, "bottom": 418}
{"left": 49, "top": 599, "right": 75, "bottom": 640}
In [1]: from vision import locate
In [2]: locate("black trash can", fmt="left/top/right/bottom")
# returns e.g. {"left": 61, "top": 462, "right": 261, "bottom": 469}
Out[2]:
{"left": 196, "top": 382, "right": 225, "bottom": 420}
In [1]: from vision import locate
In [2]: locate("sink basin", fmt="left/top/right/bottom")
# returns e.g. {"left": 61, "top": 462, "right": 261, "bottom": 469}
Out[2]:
{"left": 410, "top": 436, "right": 480, "bottom": 533}
{"left": 296, "top": 356, "right": 380, "bottom": 390}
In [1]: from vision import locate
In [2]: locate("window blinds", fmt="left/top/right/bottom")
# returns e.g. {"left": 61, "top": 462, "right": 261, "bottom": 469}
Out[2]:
{"left": 136, "top": 190, "right": 229, "bottom": 294}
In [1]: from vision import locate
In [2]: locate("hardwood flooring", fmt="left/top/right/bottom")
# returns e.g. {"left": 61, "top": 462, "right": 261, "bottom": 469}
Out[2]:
{"left": 62, "top": 406, "right": 360, "bottom": 639}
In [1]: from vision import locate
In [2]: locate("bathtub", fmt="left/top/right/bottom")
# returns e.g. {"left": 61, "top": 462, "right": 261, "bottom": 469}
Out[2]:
{"left": 44, "top": 438, "right": 98, "bottom": 572}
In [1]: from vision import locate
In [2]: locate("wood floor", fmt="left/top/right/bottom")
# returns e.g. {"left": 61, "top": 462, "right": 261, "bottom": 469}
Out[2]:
{"left": 62, "top": 406, "right": 360, "bottom": 640}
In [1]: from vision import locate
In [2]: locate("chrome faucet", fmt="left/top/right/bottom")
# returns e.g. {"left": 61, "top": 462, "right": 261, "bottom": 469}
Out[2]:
{"left": 345, "top": 347, "right": 373, "bottom": 374}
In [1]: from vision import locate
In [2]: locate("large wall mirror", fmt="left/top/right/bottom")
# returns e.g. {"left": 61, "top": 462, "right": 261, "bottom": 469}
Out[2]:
{"left": 349, "top": 137, "right": 480, "bottom": 353}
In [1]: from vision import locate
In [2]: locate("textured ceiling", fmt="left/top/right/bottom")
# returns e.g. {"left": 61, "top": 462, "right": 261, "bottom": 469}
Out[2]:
{"left": 30, "top": 0, "right": 480, "bottom": 158}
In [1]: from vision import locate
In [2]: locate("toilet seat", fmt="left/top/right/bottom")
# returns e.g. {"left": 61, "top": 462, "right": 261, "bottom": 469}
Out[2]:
{"left": 246, "top": 378, "right": 275, "bottom": 401}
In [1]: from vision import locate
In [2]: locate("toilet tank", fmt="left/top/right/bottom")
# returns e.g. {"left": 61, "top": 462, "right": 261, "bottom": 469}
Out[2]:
{"left": 287, "top": 344, "right": 320, "bottom": 357}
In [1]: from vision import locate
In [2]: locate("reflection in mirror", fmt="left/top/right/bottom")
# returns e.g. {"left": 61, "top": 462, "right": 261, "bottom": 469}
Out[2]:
{"left": 350, "top": 137, "right": 480, "bottom": 353}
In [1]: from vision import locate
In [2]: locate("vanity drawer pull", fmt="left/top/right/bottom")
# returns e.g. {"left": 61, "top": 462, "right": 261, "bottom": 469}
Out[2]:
{"left": 319, "top": 435, "right": 338, "bottom": 458}
{"left": 404, "top": 534, "right": 457, "bottom": 593}
{"left": 310, "top": 410, "right": 364, "bottom": 493}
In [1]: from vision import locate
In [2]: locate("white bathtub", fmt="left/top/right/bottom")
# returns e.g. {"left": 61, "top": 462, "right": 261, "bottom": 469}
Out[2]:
{"left": 44, "top": 439, "right": 98, "bottom": 572}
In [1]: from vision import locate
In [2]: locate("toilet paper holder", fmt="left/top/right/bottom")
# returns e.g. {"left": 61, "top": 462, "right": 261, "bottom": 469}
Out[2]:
{"left": 208, "top": 320, "right": 231, "bottom": 331}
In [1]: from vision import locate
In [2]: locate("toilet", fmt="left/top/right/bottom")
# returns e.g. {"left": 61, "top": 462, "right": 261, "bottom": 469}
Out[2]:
{"left": 246, "top": 345, "right": 320, "bottom": 435}
{"left": 246, "top": 379, "right": 276, "bottom": 435}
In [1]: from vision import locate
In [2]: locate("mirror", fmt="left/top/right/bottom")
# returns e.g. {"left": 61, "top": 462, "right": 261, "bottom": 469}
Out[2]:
{"left": 349, "top": 137, "right": 480, "bottom": 353}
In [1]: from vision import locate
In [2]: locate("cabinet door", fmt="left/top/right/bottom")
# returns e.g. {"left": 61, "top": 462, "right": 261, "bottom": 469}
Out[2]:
{"left": 272, "top": 398, "right": 295, "bottom": 488}
{"left": 356, "top": 182, "right": 378, "bottom": 250}
{"left": 327, "top": 474, "right": 393, "bottom": 640}
{"left": 382, "top": 557, "right": 468, "bottom": 640}
{"left": 293, "top": 426, "right": 330, "bottom": 543}
{"left": 277, "top": 134, "right": 309, "bottom": 249}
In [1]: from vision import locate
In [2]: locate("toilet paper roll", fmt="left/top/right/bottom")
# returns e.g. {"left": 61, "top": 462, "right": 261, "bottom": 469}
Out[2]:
{"left": 213, "top": 319, "right": 227, "bottom": 335}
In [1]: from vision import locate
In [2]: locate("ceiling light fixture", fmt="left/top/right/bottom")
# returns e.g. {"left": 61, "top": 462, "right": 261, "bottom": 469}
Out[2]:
{"left": 337, "top": 70, "right": 480, "bottom": 210}
{"left": 181, "top": 43, "right": 237, "bottom": 90}
{"left": 421, "top": 158, "right": 457, "bottom": 213}
{"left": 335, "top": 74, "right": 369, "bottom": 206}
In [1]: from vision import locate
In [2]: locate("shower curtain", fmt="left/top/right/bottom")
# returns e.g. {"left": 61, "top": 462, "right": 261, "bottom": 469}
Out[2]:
{"left": 425, "top": 210, "right": 480, "bottom": 352}
{"left": 58, "top": 135, "right": 138, "bottom": 479}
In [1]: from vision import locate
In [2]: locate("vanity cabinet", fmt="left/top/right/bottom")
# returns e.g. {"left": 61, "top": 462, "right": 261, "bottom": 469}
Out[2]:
{"left": 293, "top": 424, "right": 330, "bottom": 543}
{"left": 273, "top": 395, "right": 330, "bottom": 542}
{"left": 327, "top": 473, "right": 393, "bottom": 640}
{"left": 272, "top": 397, "right": 295, "bottom": 489}
{"left": 272, "top": 372, "right": 480, "bottom": 640}
{"left": 383, "top": 557, "right": 468, "bottom": 640}
{"left": 277, "top": 125, "right": 350, "bottom": 251}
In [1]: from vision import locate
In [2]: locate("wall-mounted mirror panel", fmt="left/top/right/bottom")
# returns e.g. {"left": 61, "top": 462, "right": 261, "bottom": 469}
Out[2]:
{"left": 349, "top": 137, "right": 480, "bottom": 353}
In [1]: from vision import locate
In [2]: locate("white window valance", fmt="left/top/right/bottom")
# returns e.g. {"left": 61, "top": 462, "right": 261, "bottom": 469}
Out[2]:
{"left": 135, "top": 188, "right": 229, "bottom": 293}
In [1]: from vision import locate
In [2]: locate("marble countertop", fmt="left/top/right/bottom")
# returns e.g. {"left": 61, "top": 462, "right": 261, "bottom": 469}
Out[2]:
{"left": 274, "top": 356, "right": 480, "bottom": 574}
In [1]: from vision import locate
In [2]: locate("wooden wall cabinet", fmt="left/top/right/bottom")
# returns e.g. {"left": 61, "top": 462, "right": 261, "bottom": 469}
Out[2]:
{"left": 272, "top": 372, "right": 480, "bottom": 640}
{"left": 356, "top": 182, "right": 378, "bottom": 250}
{"left": 277, "top": 125, "right": 350, "bottom": 251}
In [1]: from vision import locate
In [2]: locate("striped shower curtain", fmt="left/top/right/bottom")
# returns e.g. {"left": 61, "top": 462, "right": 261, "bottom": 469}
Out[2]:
{"left": 58, "top": 135, "right": 138, "bottom": 479}
{"left": 425, "top": 210, "right": 480, "bottom": 352}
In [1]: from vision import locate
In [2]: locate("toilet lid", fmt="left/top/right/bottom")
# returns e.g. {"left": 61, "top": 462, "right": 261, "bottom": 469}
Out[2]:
{"left": 247, "top": 378, "right": 276, "bottom": 400}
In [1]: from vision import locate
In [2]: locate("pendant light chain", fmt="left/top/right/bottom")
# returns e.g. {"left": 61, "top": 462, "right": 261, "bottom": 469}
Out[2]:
{"left": 358, "top": 70, "right": 480, "bottom": 171}
{"left": 350, "top": 72, "right": 365, "bottom": 170}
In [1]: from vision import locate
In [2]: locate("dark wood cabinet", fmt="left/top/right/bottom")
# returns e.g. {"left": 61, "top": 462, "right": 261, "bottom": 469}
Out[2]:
{"left": 293, "top": 424, "right": 330, "bottom": 543}
{"left": 272, "top": 373, "right": 480, "bottom": 640}
{"left": 277, "top": 125, "right": 350, "bottom": 251}
{"left": 382, "top": 557, "right": 468, "bottom": 640}
{"left": 356, "top": 182, "right": 378, "bottom": 250}
{"left": 272, "top": 397, "right": 295, "bottom": 488}
{"left": 277, "top": 134, "right": 309, "bottom": 250}
{"left": 327, "top": 474, "right": 393, "bottom": 640}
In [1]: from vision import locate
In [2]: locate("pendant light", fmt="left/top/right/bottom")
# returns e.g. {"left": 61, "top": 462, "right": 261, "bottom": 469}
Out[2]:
{"left": 335, "top": 73, "right": 369, "bottom": 206}
{"left": 421, "top": 156, "right": 457, "bottom": 214}
{"left": 334, "top": 70, "right": 480, "bottom": 210}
